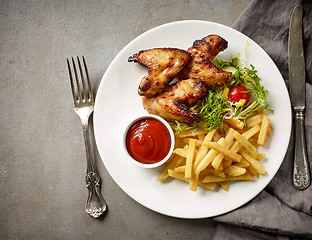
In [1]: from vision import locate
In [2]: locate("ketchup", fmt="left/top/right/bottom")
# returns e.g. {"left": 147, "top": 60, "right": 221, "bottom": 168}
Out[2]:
{"left": 126, "top": 117, "right": 171, "bottom": 164}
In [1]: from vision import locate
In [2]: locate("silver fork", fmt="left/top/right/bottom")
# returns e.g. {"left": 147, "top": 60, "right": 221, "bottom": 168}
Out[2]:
{"left": 67, "top": 56, "right": 107, "bottom": 218}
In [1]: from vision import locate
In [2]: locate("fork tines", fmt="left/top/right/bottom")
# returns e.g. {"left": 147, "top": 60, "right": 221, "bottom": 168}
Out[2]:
{"left": 67, "top": 56, "right": 93, "bottom": 103}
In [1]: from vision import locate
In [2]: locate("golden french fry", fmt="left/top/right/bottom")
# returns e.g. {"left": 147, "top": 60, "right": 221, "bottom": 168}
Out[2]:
{"left": 211, "top": 129, "right": 235, "bottom": 169}
{"left": 197, "top": 180, "right": 216, "bottom": 190}
{"left": 224, "top": 128, "right": 235, "bottom": 145}
{"left": 218, "top": 182, "right": 229, "bottom": 191}
{"left": 168, "top": 169, "right": 188, "bottom": 183}
{"left": 174, "top": 165, "right": 185, "bottom": 173}
{"left": 233, "top": 130, "right": 258, "bottom": 158}
{"left": 180, "top": 137, "right": 197, "bottom": 145}
{"left": 224, "top": 118, "right": 244, "bottom": 130}
{"left": 202, "top": 173, "right": 254, "bottom": 183}
{"left": 185, "top": 139, "right": 196, "bottom": 179}
{"left": 157, "top": 155, "right": 184, "bottom": 181}
{"left": 247, "top": 166, "right": 258, "bottom": 177}
{"left": 197, "top": 133, "right": 206, "bottom": 141}
{"left": 202, "top": 175, "right": 226, "bottom": 183}
{"left": 181, "top": 137, "right": 206, "bottom": 147}
{"left": 213, "top": 131, "right": 221, "bottom": 141}
{"left": 211, "top": 138, "right": 226, "bottom": 169}
{"left": 173, "top": 146, "right": 188, "bottom": 158}
{"left": 168, "top": 169, "right": 215, "bottom": 190}
{"left": 176, "top": 129, "right": 207, "bottom": 138}
{"left": 199, "top": 169, "right": 226, "bottom": 178}
{"left": 224, "top": 165, "right": 246, "bottom": 176}
{"left": 257, "top": 153, "right": 265, "bottom": 160}
{"left": 239, "top": 149, "right": 267, "bottom": 175}
{"left": 195, "top": 148, "right": 219, "bottom": 174}
{"left": 205, "top": 140, "right": 242, "bottom": 162}
{"left": 243, "top": 124, "right": 261, "bottom": 139}
{"left": 216, "top": 163, "right": 224, "bottom": 171}
{"left": 190, "top": 172, "right": 198, "bottom": 192}
{"left": 257, "top": 113, "right": 270, "bottom": 146}
{"left": 246, "top": 114, "right": 263, "bottom": 128}
{"left": 234, "top": 159, "right": 250, "bottom": 168}
{"left": 157, "top": 144, "right": 189, "bottom": 181}
{"left": 194, "top": 129, "right": 216, "bottom": 169}
{"left": 222, "top": 159, "right": 232, "bottom": 169}
{"left": 184, "top": 139, "right": 198, "bottom": 192}
{"left": 248, "top": 136, "right": 258, "bottom": 145}
{"left": 230, "top": 125, "right": 260, "bottom": 154}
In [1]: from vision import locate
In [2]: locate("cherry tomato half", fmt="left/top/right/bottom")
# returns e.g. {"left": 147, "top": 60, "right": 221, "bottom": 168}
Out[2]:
{"left": 228, "top": 86, "right": 250, "bottom": 105}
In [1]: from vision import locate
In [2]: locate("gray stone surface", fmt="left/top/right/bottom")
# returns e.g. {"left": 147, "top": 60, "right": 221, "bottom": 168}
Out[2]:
{"left": 0, "top": 0, "right": 249, "bottom": 239}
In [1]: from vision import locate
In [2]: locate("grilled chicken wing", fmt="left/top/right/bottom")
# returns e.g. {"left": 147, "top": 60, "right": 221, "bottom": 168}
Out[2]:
{"left": 178, "top": 58, "right": 233, "bottom": 87}
{"left": 188, "top": 34, "right": 228, "bottom": 61}
{"left": 142, "top": 78, "right": 207, "bottom": 125}
{"left": 178, "top": 35, "right": 233, "bottom": 87}
{"left": 128, "top": 48, "right": 191, "bottom": 97}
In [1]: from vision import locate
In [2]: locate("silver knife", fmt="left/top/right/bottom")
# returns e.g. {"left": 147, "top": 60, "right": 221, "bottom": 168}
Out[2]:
{"left": 288, "top": 5, "right": 311, "bottom": 190}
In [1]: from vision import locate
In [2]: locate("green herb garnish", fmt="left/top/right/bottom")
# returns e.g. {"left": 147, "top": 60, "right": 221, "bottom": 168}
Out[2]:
{"left": 171, "top": 55, "right": 273, "bottom": 133}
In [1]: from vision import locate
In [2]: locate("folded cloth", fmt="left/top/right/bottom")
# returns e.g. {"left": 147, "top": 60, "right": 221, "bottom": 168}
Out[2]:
{"left": 213, "top": 0, "right": 312, "bottom": 239}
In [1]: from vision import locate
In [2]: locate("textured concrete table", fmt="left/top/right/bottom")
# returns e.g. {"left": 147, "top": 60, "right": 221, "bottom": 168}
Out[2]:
{"left": 0, "top": 0, "right": 249, "bottom": 239}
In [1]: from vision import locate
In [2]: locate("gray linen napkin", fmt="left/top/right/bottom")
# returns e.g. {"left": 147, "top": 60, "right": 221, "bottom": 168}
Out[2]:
{"left": 212, "top": 0, "right": 312, "bottom": 239}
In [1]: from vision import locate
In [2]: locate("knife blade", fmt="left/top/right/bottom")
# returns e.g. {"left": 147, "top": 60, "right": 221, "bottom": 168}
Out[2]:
{"left": 288, "top": 5, "right": 311, "bottom": 190}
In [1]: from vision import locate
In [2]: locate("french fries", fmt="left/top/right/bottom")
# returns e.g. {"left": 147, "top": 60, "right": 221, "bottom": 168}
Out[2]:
{"left": 185, "top": 139, "right": 196, "bottom": 178}
{"left": 257, "top": 113, "right": 270, "bottom": 146}
{"left": 158, "top": 111, "right": 273, "bottom": 192}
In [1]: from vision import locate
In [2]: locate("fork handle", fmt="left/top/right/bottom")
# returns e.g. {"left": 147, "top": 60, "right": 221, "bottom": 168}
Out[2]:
{"left": 82, "top": 124, "right": 107, "bottom": 218}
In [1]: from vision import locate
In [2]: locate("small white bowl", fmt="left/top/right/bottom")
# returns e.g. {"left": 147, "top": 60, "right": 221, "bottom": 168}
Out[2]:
{"left": 123, "top": 114, "right": 175, "bottom": 168}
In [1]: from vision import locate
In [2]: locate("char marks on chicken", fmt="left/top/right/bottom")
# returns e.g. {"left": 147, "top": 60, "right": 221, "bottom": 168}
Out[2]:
{"left": 142, "top": 78, "right": 207, "bottom": 126}
{"left": 188, "top": 34, "right": 228, "bottom": 61}
{"left": 178, "top": 58, "right": 233, "bottom": 88}
{"left": 178, "top": 35, "right": 233, "bottom": 87}
{"left": 128, "top": 48, "right": 191, "bottom": 97}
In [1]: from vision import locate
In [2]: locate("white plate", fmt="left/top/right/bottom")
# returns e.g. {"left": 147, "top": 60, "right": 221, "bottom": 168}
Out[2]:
{"left": 93, "top": 20, "right": 291, "bottom": 219}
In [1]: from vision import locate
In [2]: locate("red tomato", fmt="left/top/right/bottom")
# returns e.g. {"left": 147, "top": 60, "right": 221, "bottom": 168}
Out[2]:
{"left": 228, "top": 86, "right": 250, "bottom": 105}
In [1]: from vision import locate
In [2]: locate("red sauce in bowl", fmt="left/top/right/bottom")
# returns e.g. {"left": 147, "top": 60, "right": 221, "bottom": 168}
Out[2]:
{"left": 126, "top": 117, "right": 172, "bottom": 164}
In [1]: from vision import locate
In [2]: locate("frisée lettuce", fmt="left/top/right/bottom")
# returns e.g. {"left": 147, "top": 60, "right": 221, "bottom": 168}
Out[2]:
{"left": 172, "top": 55, "right": 273, "bottom": 133}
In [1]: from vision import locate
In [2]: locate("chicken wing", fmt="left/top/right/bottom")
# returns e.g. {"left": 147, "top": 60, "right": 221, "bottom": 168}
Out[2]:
{"left": 178, "top": 58, "right": 233, "bottom": 88}
{"left": 128, "top": 48, "right": 191, "bottom": 97}
{"left": 187, "top": 34, "right": 228, "bottom": 61}
{"left": 142, "top": 78, "right": 207, "bottom": 125}
{"left": 178, "top": 35, "right": 233, "bottom": 87}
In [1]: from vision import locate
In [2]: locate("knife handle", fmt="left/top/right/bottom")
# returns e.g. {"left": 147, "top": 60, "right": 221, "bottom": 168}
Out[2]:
{"left": 293, "top": 109, "right": 311, "bottom": 189}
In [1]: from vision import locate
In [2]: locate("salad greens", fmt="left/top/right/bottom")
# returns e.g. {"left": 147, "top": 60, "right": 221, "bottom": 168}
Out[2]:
{"left": 172, "top": 55, "right": 273, "bottom": 133}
